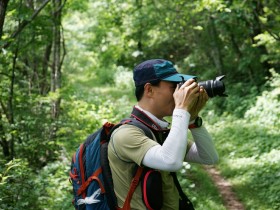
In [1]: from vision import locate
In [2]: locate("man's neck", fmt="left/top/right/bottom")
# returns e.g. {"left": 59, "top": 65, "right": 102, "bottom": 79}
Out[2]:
{"left": 135, "top": 105, "right": 169, "bottom": 129}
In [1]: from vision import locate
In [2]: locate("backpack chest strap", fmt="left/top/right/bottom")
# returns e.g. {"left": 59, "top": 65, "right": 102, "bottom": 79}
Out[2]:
{"left": 77, "top": 167, "right": 104, "bottom": 196}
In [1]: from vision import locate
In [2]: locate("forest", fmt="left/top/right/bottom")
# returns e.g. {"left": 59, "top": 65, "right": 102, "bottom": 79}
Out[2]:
{"left": 0, "top": 0, "right": 279, "bottom": 209}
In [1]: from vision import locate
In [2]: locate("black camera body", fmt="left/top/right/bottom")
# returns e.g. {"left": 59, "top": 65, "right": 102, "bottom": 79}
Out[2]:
{"left": 179, "top": 75, "right": 227, "bottom": 98}
{"left": 198, "top": 75, "right": 227, "bottom": 98}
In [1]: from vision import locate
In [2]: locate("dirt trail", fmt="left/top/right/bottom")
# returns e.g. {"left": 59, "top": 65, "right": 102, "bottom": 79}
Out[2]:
{"left": 203, "top": 166, "right": 245, "bottom": 210}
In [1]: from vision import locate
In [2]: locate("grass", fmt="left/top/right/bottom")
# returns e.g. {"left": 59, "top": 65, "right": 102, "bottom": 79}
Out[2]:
{"left": 179, "top": 163, "right": 226, "bottom": 210}
{"left": 209, "top": 118, "right": 280, "bottom": 210}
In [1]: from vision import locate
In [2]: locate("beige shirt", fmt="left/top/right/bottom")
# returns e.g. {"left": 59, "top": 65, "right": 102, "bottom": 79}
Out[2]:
{"left": 108, "top": 124, "right": 180, "bottom": 210}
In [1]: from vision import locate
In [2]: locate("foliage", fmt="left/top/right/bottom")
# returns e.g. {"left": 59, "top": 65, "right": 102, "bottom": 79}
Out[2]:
{"left": 0, "top": 156, "right": 73, "bottom": 210}
{"left": 58, "top": 85, "right": 134, "bottom": 154}
{"left": 208, "top": 71, "right": 280, "bottom": 210}
{"left": 114, "top": 65, "right": 134, "bottom": 89}
{"left": 0, "top": 83, "right": 60, "bottom": 166}
{"left": 245, "top": 69, "right": 280, "bottom": 128}
{"left": 35, "top": 152, "right": 73, "bottom": 210}
{"left": 62, "top": 0, "right": 280, "bottom": 117}
{"left": 0, "top": 159, "right": 41, "bottom": 210}
{"left": 1, "top": 0, "right": 280, "bottom": 209}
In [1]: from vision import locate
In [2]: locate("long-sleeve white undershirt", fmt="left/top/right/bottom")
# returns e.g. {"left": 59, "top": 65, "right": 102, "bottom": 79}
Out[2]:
{"left": 141, "top": 107, "right": 218, "bottom": 171}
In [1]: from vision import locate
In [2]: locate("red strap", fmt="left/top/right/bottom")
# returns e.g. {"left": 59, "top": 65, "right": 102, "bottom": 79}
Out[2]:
{"left": 77, "top": 167, "right": 104, "bottom": 196}
{"left": 78, "top": 144, "right": 86, "bottom": 198}
{"left": 120, "top": 167, "right": 143, "bottom": 210}
{"left": 188, "top": 123, "right": 197, "bottom": 129}
{"left": 69, "top": 168, "right": 78, "bottom": 180}
{"left": 142, "top": 170, "right": 154, "bottom": 210}
{"left": 103, "top": 122, "right": 115, "bottom": 135}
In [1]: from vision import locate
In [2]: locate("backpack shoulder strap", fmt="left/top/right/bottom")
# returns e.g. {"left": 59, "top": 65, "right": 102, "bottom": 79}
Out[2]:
{"left": 101, "top": 119, "right": 153, "bottom": 210}
{"left": 125, "top": 118, "right": 154, "bottom": 139}
{"left": 118, "top": 166, "right": 143, "bottom": 210}
{"left": 105, "top": 118, "right": 154, "bottom": 142}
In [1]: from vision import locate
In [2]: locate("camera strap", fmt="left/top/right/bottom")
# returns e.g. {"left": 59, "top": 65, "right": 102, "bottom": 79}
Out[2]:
{"left": 130, "top": 106, "right": 170, "bottom": 145}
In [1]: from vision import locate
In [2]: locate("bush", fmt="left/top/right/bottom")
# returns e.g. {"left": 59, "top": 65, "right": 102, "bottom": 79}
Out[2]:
{"left": 114, "top": 65, "right": 134, "bottom": 89}
{"left": 36, "top": 151, "right": 73, "bottom": 210}
{"left": 245, "top": 69, "right": 280, "bottom": 129}
{"left": 0, "top": 159, "right": 41, "bottom": 210}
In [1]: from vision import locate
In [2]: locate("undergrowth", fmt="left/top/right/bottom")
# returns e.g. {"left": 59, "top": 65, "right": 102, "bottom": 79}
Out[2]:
{"left": 208, "top": 70, "right": 280, "bottom": 210}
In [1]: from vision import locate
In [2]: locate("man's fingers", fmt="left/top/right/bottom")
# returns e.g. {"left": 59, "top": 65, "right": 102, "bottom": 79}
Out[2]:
{"left": 179, "top": 79, "right": 195, "bottom": 89}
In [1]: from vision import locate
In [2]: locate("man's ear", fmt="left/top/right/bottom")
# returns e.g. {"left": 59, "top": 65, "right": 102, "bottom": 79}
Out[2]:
{"left": 144, "top": 83, "right": 154, "bottom": 98}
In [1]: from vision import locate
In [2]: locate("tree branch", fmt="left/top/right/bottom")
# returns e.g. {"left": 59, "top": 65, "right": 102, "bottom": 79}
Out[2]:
{"left": 0, "top": 72, "right": 10, "bottom": 77}
{"left": 59, "top": 25, "right": 66, "bottom": 69}
{"left": 1, "top": 0, "right": 51, "bottom": 49}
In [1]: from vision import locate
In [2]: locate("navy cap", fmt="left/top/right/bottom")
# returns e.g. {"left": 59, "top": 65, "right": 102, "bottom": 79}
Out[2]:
{"left": 133, "top": 59, "right": 196, "bottom": 86}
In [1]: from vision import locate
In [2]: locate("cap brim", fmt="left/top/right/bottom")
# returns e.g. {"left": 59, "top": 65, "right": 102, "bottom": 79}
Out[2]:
{"left": 162, "top": 73, "right": 197, "bottom": 83}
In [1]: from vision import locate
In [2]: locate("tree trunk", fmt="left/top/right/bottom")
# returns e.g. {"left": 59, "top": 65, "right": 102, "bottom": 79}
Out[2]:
{"left": 0, "top": 0, "right": 9, "bottom": 39}
{"left": 0, "top": 45, "right": 17, "bottom": 158}
{"left": 50, "top": 0, "right": 65, "bottom": 141}
{"left": 251, "top": 0, "right": 271, "bottom": 79}
{"left": 0, "top": 112, "right": 10, "bottom": 157}
{"left": 41, "top": 44, "right": 52, "bottom": 95}
{"left": 209, "top": 15, "right": 224, "bottom": 75}
{"left": 51, "top": 0, "right": 62, "bottom": 120}
{"left": 7, "top": 46, "right": 18, "bottom": 158}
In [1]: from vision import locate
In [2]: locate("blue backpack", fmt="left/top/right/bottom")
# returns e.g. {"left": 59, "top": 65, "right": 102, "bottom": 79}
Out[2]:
{"left": 69, "top": 119, "right": 154, "bottom": 210}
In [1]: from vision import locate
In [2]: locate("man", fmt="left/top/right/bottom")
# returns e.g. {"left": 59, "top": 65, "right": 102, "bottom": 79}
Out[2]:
{"left": 108, "top": 59, "right": 219, "bottom": 209}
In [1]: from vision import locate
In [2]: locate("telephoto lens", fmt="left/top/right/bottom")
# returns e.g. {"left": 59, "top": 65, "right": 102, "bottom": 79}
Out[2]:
{"left": 198, "top": 75, "right": 227, "bottom": 98}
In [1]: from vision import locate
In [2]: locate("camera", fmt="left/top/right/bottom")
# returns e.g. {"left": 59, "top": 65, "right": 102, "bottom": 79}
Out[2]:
{"left": 179, "top": 75, "right": 227, "bottom": 98}
{"left": 198, "top": 75, "right": 227, "bottom": 98}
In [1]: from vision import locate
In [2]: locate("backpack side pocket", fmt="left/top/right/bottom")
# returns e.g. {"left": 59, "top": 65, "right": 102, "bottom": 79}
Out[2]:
{"left": 141, "top": 169, "right": 163, "bottom": 210}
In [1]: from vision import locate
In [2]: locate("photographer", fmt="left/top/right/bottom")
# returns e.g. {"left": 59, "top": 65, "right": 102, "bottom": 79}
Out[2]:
{"left": 108, "top": 59, "right": 219, "bottom": 210}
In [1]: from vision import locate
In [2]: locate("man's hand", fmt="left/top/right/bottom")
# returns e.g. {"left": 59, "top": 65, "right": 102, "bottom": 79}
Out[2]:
{"left": 173, "top": 79, "right": 200, "bottom": 112}
{"left": 188, "top": 86, "right": 209, "bottom": 121}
